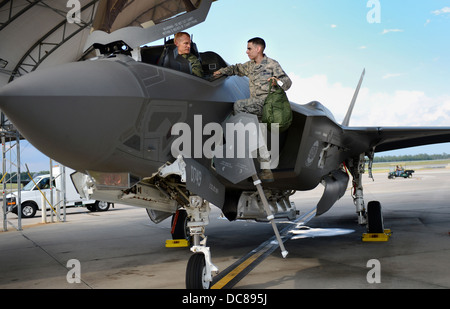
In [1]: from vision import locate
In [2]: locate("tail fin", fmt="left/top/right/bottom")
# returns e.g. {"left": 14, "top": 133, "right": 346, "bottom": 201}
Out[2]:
{"left": 342, "top": 68, "right": 365, "bottom": 127}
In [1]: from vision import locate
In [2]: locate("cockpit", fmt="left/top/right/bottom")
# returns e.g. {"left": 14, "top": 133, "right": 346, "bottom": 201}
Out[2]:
{"left": 141, "top": 39, "right": 228, "bottom": 79}
{"left": 92, "top": 38, "right": 228, "bottom": 80}
{"left": 84, "top": 0, "right": 227, "bottom": 80}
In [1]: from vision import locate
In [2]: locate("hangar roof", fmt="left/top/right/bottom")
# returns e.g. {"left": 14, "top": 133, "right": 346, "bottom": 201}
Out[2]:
{"left": 0, "top": 0, "right": 99, "bottom": 87}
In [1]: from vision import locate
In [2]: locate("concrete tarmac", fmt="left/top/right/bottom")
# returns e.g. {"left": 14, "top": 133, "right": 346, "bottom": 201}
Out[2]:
{"left": 1, "top": 169, "right": 449, "bottom": 289}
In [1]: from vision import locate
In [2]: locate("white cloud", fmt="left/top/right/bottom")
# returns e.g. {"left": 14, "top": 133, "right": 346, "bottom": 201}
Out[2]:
{"left": 432, "top": 7, "right": 450, "bottom": 15}
{"left": 286, "top": 73, "right": 450, "bottom": 127}
{"left": 330, "top": 24, "right": 337, "bottom": 28}
{"left": 286, "top": 73, "right": 366, "bottom": 123}
{"left": 382, "top": 73, "right": 402, "bottom": 79}
{"left": 382, "top": 29, "right": 404, "bottom": 35}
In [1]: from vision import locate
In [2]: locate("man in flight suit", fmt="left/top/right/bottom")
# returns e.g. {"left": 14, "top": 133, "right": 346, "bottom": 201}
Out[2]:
{"left": 174, "top": 32, "right": 203, "bottom": 78}
{"left": 214, "top": 37, "right": 292, "bottom": 182}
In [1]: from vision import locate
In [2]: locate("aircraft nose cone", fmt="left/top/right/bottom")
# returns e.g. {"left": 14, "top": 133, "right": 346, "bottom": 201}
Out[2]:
{"left": 0, "top": 58, "right": 146, "bottom": 171}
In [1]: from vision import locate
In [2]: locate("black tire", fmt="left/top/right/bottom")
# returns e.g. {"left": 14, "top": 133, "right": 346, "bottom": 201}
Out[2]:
{"left": 186, "top": 253, "right": 210, "bottom": 289}
{"left": 171, "top": 210, "right": 190, "bottom": 240}
{"left": 21, "top": 202, "right": 38, "bottom": 218}
{"left": 94, "top": 201, "right": 110, "bottom": 212}
{"left": 367, "top": 201, "right": 384, "bottom": 233}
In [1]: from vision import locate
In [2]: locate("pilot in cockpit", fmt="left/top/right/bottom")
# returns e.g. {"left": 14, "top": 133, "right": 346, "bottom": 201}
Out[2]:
{"left": 173, "top": 32, "right": 203, "bottom": 78}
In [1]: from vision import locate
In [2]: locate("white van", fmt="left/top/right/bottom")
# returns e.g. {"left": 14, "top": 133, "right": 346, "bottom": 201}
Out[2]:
{"left": 7, "top": 166, "right": 113, "bottom": 218}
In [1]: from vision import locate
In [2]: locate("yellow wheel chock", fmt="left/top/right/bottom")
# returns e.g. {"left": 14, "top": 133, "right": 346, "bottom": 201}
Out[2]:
{"left": 362, "top": 229, "right": 392, "bottom": 242}
{"left": 165, "top": 239, "right": 190, "bottom": 248}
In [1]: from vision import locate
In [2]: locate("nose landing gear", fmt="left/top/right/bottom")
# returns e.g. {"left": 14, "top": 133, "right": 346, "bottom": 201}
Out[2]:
{"left": 184, "top": 196, "right": 218, "bottom": 289}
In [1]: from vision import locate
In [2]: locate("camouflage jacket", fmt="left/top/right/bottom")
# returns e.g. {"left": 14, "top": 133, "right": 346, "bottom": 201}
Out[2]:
{"left": 218, "top": 55, "right": 292, "bottom": 98}
{"left": 181, "top": 53, "right": 203, "bottom": 78}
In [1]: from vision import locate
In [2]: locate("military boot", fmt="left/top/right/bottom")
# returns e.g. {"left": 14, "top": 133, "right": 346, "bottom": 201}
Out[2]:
{"left": 259, "top": 169, "right": 274, "bottom": 182}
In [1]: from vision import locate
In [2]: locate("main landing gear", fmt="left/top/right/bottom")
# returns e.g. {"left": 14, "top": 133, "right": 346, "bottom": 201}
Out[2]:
{"left": 347, "top": 152, "right": 391, "bottom": 241}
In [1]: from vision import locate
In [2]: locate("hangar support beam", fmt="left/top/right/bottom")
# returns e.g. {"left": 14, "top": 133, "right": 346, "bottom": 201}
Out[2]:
{"left": 0, "top": 0, "right": 40, "bottom": 32}
{"left": 8, "top": 0, "right": 99, "bottom": 82}
{"left": 1, "top": 125, "right": 22, "bottom": 231}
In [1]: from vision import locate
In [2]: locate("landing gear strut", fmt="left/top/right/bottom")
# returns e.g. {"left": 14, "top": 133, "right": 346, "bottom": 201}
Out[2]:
{"left": 185, "top": 196, "right": 218, "bottom": 289}
{"left": 348, "top": 153, "right": 368, "bottom": 225}
{"left": 347, "top": 152, "right": 391, "bottom": 241}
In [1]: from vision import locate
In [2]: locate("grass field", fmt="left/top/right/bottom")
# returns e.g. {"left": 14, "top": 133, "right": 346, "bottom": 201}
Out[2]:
{"left": 1, "top": 182, "right": 22, "bottom": 194}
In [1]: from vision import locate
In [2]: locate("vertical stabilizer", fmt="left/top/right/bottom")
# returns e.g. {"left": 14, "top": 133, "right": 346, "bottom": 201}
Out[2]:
{"left": 342, "top": 69, "right": 365, "bottom": 127}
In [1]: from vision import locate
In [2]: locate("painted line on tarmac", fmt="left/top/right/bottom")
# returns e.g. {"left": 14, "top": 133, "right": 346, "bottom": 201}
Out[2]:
{"left": 210, "top": 207, "right": 317, "bottom": 289}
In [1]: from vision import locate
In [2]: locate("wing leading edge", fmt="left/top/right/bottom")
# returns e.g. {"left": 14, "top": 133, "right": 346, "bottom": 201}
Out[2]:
{"left": 338, "top": 69, "right": 450, "bottom": 154}
{"left": 348, "top": 126, "right": 450, "bottom": 153}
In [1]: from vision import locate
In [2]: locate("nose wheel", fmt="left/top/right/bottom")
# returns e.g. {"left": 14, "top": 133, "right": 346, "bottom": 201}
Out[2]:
{"left": 186, "top": 253, "right": 211, "bottom": 289}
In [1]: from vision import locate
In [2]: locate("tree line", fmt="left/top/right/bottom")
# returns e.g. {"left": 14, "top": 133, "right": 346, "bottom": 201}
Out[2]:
{"left": 374, "top": 153, "right": 450, "bottom": 163}
{"left": 3, "top": 153, "right": 450, "bottom": 182}
{"left": 0, "top": 171, "right": 49, "bottom": 184}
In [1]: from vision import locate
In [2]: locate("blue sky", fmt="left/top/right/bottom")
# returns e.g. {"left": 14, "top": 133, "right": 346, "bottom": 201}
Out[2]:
{"left": 19, "top": 0, "right": 450, "bottom": 171}
{"left": 192, "top": 0, "right": 450, "bottom": 93}
{"left": 190, "top": 0, "right": 450, "bottom": 154}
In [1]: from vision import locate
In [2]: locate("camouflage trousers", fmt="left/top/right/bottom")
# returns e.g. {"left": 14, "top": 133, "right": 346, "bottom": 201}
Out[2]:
{"left": 234, "top": 97, "right": 275, "bottom": 169}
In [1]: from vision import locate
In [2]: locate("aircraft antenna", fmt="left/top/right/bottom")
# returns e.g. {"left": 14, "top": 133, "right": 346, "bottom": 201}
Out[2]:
{"left": 342, "top": 68, "right": 365, "bottom": 127}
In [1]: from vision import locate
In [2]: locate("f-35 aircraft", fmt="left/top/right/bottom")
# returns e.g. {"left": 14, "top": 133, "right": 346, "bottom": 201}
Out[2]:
{"left": 1, "top": 0, "right": 450, "bottom": 289}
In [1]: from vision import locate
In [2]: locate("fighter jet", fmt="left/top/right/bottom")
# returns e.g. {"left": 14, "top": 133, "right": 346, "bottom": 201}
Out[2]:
{"left": 1, "top": 0, "right": 450, "bottom": 289}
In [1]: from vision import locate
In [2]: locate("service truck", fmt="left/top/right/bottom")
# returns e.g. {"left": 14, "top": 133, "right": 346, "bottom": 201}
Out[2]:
{"left": 7, "top": 165, "right": 113, "bottom": 218}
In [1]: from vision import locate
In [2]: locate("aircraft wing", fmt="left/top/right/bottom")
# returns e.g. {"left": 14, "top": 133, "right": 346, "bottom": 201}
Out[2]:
{"left": 349, "top": 126, "right": 450, "bottom": 153}
{"left": 340, "top": 70, "right": 450, "bottom": 154}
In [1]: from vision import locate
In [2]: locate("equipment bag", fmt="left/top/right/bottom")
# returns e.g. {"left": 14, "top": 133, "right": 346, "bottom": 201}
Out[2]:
{"left": 262, "top": 81, "right": 293, "bottom": 133}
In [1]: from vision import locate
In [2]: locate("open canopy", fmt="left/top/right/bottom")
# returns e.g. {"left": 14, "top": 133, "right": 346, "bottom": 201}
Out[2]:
{"left": 93, "top": 0, "right": 203, "bottom": 33}
{"left": 84, "top": 0, "right": 214, "bottom": 50}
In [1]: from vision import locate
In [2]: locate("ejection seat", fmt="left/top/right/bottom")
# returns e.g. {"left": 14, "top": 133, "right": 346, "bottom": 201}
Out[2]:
{"left": 158, "top": 39, "right": 202, "bottom": 76}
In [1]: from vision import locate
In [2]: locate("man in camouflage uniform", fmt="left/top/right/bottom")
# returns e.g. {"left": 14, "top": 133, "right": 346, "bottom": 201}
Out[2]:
{"left": 174, "top": 32, "right": 203, "bottom": 78}
{"left": 214, "top": 37, "right": 292, "bottom": 116}
{"left": 214, "top": 37, "right": 292, "bottom": 181}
